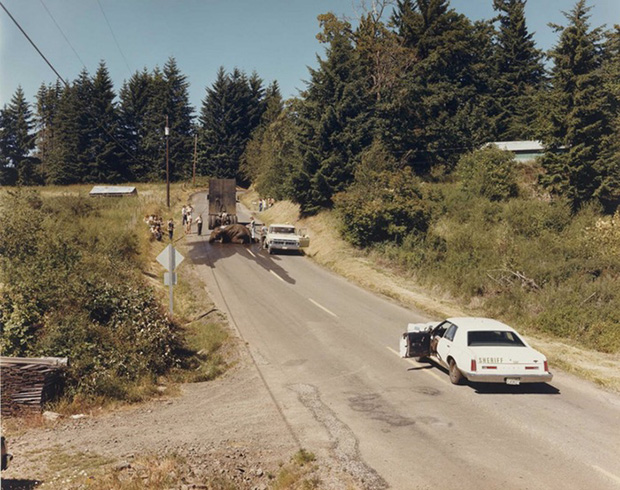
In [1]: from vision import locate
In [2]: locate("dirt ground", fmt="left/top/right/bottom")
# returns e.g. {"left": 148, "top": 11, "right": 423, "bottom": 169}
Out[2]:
{"left": 1, "top": 338, "right": 358, "bottom": 489}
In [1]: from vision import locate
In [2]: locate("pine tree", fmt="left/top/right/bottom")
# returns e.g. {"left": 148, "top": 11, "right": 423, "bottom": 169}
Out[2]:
{"left": 389, "top": 0, "right": 495, "bottom": 174}
{"left": 45, "top": 69, "right": 97, "bottom": 184}
{"left": 142, "top": 67, "right": 168, "bottom": 182}
{"left": 163, "top": 57, "right": 194, "bottom": 181}
{"left": 198, "top": 67, "right": 237, "bottom": 178}
{"left": 86, "top": 61, "right": 121, "bottom": 182}
{"left": 198, "top": 67, "right": 265, "bottom": 180}
{"left": 0, "top": 87, "right": 37, "bottom": 185}
{"left": 118, "top": 69, "right": 153, "bottom": 181}
{"left": 594, "top": 26, "right": 620, "bottom": 211}
{"left": 492, "top": 0, "right": 545, "bottom": 140}
{"left": 293, "top": 13, "right": 376, "bottom": 214}
{"left": 34, "top": 81, "right": 62, "bottom": 183}
{"left": 539, "top": 0, "right": 611, "bottom": 208}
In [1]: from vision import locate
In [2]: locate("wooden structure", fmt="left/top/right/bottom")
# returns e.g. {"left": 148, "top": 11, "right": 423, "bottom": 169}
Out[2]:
{"left": 0, "top": 357, "right": 68, "bottom": 417}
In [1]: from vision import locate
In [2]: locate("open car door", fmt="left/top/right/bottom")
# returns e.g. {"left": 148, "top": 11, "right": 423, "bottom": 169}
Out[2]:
{"left": 297, "top": 228, "right": 310, "bottom": 248}
{"left": 400, "top": 331, "right": 431, "bottom": 358}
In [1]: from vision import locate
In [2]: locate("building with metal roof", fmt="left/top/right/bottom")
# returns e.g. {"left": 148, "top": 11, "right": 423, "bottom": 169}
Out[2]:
{"left": 89, "top": 186, "right": 137, "bottom": 197}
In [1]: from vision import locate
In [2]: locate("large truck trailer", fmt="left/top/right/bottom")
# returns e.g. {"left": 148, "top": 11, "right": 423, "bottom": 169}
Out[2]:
{"left": 207, "top": 178, "right": 238, "bottom": 229}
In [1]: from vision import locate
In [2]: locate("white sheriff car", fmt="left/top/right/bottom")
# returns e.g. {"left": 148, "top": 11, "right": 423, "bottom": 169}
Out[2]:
{"left": 400, "top": 317, "right": 553, "bottom": 385}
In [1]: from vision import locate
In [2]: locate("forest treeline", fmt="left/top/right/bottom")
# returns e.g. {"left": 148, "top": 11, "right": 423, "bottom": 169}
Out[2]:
{"left": 2, "top": 0, "right": 618, "bottom": 216}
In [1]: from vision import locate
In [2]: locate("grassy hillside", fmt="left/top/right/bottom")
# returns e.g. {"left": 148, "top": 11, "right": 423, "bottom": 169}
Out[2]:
{"left": 0, "top": 182, "right": 229, "bottom": 408}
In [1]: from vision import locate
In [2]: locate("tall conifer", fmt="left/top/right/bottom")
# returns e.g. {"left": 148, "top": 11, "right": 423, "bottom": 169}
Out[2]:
{"left": 492, "top": 0, "right": 545, "bottom": 140}
{"left": 87, "top": 61, "right": 121, "bottom": 182}
{"left": 0, "top": 87, "right": 37, "bottom": 185}
{"left": 539, "top": 0, "right": 611, "bottom": 208}
{"left": 293, "top": 13, "right": 375, "bottom": 214}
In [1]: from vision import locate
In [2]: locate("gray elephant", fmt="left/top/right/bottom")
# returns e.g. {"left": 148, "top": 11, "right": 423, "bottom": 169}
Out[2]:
{"left": 208, "top": 224, "right": 251, "bottom": 244}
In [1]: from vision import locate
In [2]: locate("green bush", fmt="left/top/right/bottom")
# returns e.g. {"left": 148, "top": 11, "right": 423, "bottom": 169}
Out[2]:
{"left": 0, "top": 189, "right": 184, "bottom": 399}
{"left": 334, "top": 142, "right": 431, "bottom": 247}
{"left": 456, "top": 146, "right": 519, "bottom": 201}
{"left": 361, "top": 179, "right": 620, "bottom": 353}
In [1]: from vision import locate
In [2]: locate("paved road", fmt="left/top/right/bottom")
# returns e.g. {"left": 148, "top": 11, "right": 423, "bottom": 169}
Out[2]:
{"left": 187, "top": 196, "right": 620, "bottom": 490}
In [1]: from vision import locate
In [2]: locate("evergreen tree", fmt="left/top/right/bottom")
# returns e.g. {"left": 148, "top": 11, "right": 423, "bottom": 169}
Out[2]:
{"left": 0, "top": 87, "right": 37, "bottom": 185}
{"left": 86, "top": 61, "right": 121, "bottom": 182}
{"left": 293, "top": 13, "right": 376, "bottom": 214}
{"left": 142, "top": 67, "right": 168, "bottom": 181}
{"left": 594, "top": 26, "right": 620, "bottom": 211}
{"left": 539, "top": 0, "right": 611, "bottom": 208}
{"left": 241, "top": 81, "right": 294, "bottom": 196}
{"left": 389, "top": 0, "right": 495, "bottom": 174}
{"left": 34, "top": 81, "right": 62, "bottom": 183}
{"left": 162, "top": 57, "right": 194, "bottom": 181}
{"left": 198, "top": 67, "right": 265, "bottom": 180}
{"left": 118, "top": 69, "right": 153, "bottom": 181}
{"left": 45, "top": 69, "right": 94, "bottom": 184}
{"left": 492, "top": 0, "right": 545, "bottom": 140}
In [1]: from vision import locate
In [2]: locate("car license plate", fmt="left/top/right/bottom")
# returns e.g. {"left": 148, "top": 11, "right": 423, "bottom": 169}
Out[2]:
{"left": 506, "top": 378, "right": 521, "bottom": 385}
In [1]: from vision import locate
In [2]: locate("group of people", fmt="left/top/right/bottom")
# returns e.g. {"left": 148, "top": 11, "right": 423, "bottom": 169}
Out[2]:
{"left": 258, "top": 197, "right": 275, "bottom": 212}
{"left": 145, "top": 214, "right": 165, "bottom": 241}
{"left": 181, "top": 204, "right": 203, "bottom": 235}
{"left": 145, "top": 214, "right": 176, "bottom": 241}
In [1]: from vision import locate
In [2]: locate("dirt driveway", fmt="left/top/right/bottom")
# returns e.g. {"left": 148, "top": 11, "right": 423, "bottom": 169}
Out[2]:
{"left": 2, "top": 340, "right": 360, "bottom": 489}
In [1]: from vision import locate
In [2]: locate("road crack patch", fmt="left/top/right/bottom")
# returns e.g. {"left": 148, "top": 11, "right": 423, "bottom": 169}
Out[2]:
{"left": 289, "top": 383, "right": 388, "bottom": 490}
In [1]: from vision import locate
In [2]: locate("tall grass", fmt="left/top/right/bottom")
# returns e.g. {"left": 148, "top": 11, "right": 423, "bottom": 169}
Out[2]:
{"left": 372, "top": 183, "right": 620, "bottom": 353}
{"left": 0, "top": 183, "right": 229, "bottom": 406}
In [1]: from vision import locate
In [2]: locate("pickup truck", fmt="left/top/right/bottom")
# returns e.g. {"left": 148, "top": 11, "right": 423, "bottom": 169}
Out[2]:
{"left": 262, "top": 224, "right": 309, "bottom": 254}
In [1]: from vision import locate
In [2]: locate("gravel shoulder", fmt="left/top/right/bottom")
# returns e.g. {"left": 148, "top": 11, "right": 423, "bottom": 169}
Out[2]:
{"left": 2, "top": 337, "right": 357, "bottom": 489}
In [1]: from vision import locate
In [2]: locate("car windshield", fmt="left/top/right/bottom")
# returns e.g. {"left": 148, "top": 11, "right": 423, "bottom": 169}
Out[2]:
{"left": 467, "top": 330, "right": 526, "bottom": 347}
{"left": 272, "top": 227, "right": 295, "bottom": 234}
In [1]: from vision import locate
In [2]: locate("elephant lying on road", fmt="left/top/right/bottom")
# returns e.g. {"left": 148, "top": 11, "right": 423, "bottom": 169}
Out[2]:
{"left": 208, "top": 224, "right": 251, "bottom": 244}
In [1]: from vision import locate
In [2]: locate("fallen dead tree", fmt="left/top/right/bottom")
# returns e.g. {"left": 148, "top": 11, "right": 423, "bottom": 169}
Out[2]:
{"left": 0, "top": 357, "right": 68, "bottom": 417}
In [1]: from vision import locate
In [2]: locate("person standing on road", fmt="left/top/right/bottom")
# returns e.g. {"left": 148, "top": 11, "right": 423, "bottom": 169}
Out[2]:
{"left": 185, "top": 214, "right": 193, "bottom": 234}
{"left": 196, "top": 215, "right": 203, "bottom": 236}
{"left": 167, "top": 219, "right": 174, "bottom": 241}
{"left": 249, "top": 216, "right": 256, "bottom": 242}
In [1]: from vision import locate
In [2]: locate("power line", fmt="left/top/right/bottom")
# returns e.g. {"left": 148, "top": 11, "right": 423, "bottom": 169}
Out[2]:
{"left": 0, "top": 0, "right": 68, "bottom": 87}
{"left": 39, "top": 0, "right": 87, "bottom": 69}
{"left": 0, "top": 0, "right": 152, "bottom": 172}
{"left": 95, "top": 0, "right": 132, "bottom": 75}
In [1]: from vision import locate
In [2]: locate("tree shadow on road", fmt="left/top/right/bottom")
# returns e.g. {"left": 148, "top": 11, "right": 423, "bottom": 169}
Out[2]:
{"left": 183, "top": 234, "right": 297, "bottom": 285}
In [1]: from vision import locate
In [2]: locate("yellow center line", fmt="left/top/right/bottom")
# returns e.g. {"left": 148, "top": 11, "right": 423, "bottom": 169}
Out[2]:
{"left": 386, "top": 346, "right": 446, "bottom": 384}
{"left": 308, "top": 298, "right": 338, "bottom": 318}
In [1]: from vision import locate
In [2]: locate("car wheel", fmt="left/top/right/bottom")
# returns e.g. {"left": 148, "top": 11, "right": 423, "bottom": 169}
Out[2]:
{"left": 449, "top": 358, "right": 464, "bottom": 385}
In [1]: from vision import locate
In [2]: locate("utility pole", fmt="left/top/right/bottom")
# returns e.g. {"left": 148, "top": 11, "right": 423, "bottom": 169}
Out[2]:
{"left": 165, "top": 115, "right": 170, "bottom": 209}
{"left": 193, "top": 133, "right": 197, "bottom": 187}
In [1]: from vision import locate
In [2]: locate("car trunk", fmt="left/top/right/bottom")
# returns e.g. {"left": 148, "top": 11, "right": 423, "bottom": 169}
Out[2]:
{"left": 471, "top": 347, "right": 545, "bottom": 373}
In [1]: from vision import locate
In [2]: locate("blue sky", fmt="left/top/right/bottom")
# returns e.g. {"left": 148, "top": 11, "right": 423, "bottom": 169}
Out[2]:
{"left": 1, "top": 0, "right": 619, "bottom": 111}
